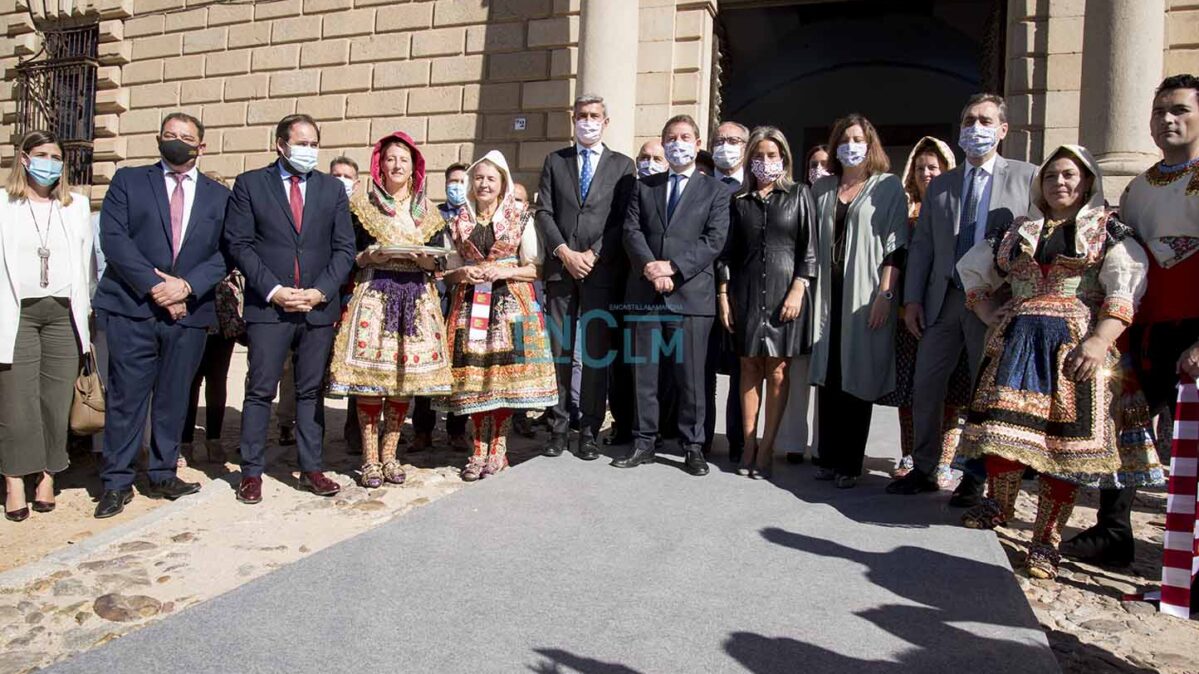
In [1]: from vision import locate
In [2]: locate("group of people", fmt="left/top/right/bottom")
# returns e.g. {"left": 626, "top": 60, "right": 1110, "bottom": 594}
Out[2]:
{"left": 2, "top": 73, "right": 1197, "bottom": 589}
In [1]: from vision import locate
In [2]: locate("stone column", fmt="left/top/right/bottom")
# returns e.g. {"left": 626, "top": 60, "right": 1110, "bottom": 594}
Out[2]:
{"left": 1078, "top": 0, "right": 1165, "bottom": 196}
{"left": 578, "top": 0, "right": 639, "bottom": 156}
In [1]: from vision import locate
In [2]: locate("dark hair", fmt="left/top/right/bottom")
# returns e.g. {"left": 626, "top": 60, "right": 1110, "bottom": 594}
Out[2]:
{"left": 444, "top": 162, "right": 468, "bottom": 179}
{"left": 161, "top": 112, "right": 205, "bottom": 141}
{"left": 661, "top": 114, "right": 700, "bottom": 140}
{"left": 959, "top": 93, "right": 1007, "bottom": 124}
{"left": 826, "top": 114, "right": 890, "bottom": 176}
{"left": 275, "top": 113, "right": 320, "bottom": 145}
{"left": 329, "top": 156, "right": 358, "bottom": 173}
{"left": 804, "top": 144, "right": 829, "bottom": 167}
{"left": 695, "top": 149, "right": 715, "bottom": 175}
{"left": 1156, "top": 74, "right": 1199, "bottom": 99}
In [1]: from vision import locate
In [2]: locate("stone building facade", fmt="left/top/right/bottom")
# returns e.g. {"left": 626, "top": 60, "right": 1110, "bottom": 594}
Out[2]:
{"left": 0, "top": 0, "right": 1195, "bottom": 204}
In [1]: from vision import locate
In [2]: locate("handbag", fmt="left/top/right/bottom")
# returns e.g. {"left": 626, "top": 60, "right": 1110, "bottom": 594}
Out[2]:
{"left": 69, "top": 349, "right": 105, "bottom": 435}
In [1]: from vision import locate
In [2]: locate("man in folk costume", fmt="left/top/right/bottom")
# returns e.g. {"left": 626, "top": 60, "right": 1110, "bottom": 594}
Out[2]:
{"left": 1063, "top": 75, "right": 1199, "bottom": 589}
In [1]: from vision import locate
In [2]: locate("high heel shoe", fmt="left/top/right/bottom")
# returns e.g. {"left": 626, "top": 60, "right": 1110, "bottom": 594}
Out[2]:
{"left": 5, "top": 507, "right": 29, "bottom": 522}
{"left": 737, "top": 442, "right": 757, "bottom": 477}
{"left": 752, "top": 451, "right": 774, "bottom": 480}
{"left": 32, "top": 501, "right": 55, "bottom": 513}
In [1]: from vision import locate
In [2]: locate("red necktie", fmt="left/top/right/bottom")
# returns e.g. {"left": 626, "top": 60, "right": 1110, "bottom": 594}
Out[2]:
{"left": 289, "top": 175, "right": 303, "bottom": 285}
{"left": 168, "top": 172, "right": 185, "bottom": 261}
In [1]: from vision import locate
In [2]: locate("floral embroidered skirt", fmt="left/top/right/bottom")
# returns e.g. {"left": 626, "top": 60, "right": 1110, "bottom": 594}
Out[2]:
{"left": 327, "top": 268, "right": 452, "bottom": 398}
{"left": 959, "top": 296, "right": 1164, "bottom": 489}
{"left": 439, "top": 279, "right": 557, "bottom": 416}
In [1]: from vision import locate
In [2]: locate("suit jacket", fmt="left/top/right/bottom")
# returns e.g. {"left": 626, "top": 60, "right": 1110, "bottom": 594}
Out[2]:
{"left": 536, "top": 145, "right": 636, "bottom": 289}
{"left": 623, "top": 170, "right": 730, "bottom": 316}
{"left": 223, "top": 161, "right": 356, "bottom": 326}
{"left": 903, "top": 155, "right": 1036, "bottom": 324}
{"left": 93, "top": 162, "right": 230, "bottom": 328}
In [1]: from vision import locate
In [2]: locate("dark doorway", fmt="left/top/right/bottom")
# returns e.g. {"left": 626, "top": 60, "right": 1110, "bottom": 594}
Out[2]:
{"left": 716, "top": 0, "right": 1006, "bottom": 169}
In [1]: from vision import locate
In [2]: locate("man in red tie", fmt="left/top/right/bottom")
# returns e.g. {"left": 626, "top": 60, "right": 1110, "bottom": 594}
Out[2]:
{"left": 224, "top": 114, "right": 356, "bottom": 504}
{"left": 93, "top": 112, "right": 231, "bottom": 518}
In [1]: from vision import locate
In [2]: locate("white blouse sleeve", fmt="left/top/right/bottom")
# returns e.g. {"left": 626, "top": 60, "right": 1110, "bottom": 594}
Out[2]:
{"left": 518, "top": 217, "right": 542, "bottom": 266}
{"left": 1098, "top": 237, "right": 1149, "bottom": 324}
{"left": 956, "top": 238, "right": 1004, "bottom": 309}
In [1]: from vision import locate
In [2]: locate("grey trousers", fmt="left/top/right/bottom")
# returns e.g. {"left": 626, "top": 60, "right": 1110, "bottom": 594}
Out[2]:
{"left": 0, "top": 297, "right": 79, "bottom": 477}
{"left": 911, "top": 286, "right": 987, "bottom": 473}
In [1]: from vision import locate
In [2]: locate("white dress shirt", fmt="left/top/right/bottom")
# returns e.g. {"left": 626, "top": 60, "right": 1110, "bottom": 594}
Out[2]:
{"left": 162, "top": 164, "right": 199, "bottom": 242}
{"left": 576, "top": 142, "right": 605, "bottom": 179}
{"left": 961, "top": 154, "right": 997, "bottom": 245}
{"left": 15, "top": 199, "right": 72, "bottom": 299}
{"left": 667, "top": 164, "right": 697, "bottom": 205}
{"left": 719, "top": 166, "right": 745, "bottom": 186}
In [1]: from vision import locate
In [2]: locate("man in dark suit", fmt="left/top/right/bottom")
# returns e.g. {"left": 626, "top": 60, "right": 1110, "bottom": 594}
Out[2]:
{"left": 224, "top": 113, "right": 356, "bottom": 505}
{"left": 537, "top": 94, "right": 637, "bottom": 460}
{"left": 93, "top": 112, "right": 230, "bottom": 518}
{"left": 616, "top": 114, "right": 730, "bottom": 476}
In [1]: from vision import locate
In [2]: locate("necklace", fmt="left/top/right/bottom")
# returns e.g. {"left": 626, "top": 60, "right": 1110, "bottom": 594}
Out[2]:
{"left": 26, "top": 199, "right": 56, "bottom": 288}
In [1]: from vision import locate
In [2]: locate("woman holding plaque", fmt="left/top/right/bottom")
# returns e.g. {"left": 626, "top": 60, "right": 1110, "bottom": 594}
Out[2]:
{"left": 443, "top": 150, "right": 556, "bottom": 481}
{"left": 327, "top": 131, "right": 452, "bottom": 488}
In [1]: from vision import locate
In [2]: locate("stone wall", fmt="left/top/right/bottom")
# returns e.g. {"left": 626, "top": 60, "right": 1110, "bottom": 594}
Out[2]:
{"left": 635, "top": 0, "right": 715, "bottom": 149}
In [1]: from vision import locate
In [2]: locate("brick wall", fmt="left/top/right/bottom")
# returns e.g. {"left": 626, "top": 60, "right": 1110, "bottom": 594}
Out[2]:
{"left": 635, "top": 0, "right": 716, "bottom": 150}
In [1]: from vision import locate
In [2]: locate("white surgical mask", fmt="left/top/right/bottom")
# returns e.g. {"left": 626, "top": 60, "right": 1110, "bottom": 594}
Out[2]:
{"left": 637, "top": 159, "right": 667, "bottom": 178}
{"left": 664, "top": 140, "right": 697, "bottom": 169}
{"left": 712, "top": 143, "right": 742, "bottom": 171}
{"left": 286, "top": 144, "right": 319, "bottom": 174}
{"left": 958, "top": 123, "right": 1000, "bottom": 158}
{"left": 575, "top": 119, "right": 603, "bottom": 146}
{"left": 336, "top": 176, "right": 355, "bottom": 197}
{"left": 837, "top": 142, "right": 868, "bottom": 168}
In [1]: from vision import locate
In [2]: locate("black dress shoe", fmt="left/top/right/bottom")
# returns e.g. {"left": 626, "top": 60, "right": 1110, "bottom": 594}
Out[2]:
{"left": 94, "top": 489, "right": 134, "bottom": 519}
{"left": 279, "top": 425, "right": 297, "bottom": 447}
{"left": 683, "top": 447, "right": 710, "bottom": 476}
{"left": 948, "top": 473, "right": 983, "bottom": 507}
{"left": 1060, "top": 526, "right": 1134, "bottom": 567}
{"left": 576, "top": 437, "right": 600, "bottom": 461}
{"left": 885, "top": 468, "right": 939, "bottom": 495}
{"left": 543, "top": 434, "right": 567, "bottom": 458}
{"left": 146, "top": 477, "right": 201, "bottom": 500}
{"left": 611, "top": 446, "right": 656, "bottom": 468}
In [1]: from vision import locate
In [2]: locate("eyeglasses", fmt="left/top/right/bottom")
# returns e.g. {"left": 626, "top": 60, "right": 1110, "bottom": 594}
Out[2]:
{"left": 713, "top": 137, "right": 746, "bottom": 146}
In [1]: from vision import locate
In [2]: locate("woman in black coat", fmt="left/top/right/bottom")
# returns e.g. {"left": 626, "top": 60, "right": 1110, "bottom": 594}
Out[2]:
{"left": 717, "top": 126, "right": 818, "bottom": 479}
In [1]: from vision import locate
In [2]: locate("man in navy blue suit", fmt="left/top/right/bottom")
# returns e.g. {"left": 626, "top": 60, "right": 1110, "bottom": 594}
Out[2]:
{"left": 93, "top": 112, "right": 231, "bottom": 518}
{"left": 224, "top": 114, "right": 355, "bottom": 505}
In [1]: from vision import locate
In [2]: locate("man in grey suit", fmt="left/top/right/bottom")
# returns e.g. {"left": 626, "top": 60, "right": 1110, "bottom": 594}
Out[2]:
{"left": 888, "top": 93, "right": 1037, "bottom": 498}
{"left": 615, "top": 114, "right": 730, "bottom": 476}
{"left": 536, "top": 94, "right": 637, "bottom": 461}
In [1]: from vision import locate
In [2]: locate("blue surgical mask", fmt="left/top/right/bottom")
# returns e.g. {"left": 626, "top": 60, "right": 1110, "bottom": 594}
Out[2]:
{"left": 286, "top": 144, "right": 319, "bottom": 174}
{"left": 446, "top": 182, "right": 467, "bottom": 206}
{"left": 664, "top": 140, "right": 697, "bottom": 169}
{"left": 836, "top": 142, "right": 868, "bottom": 168}
{"left": 26, "top": 155, "right": 63, "bottom": 187}
{"left": 958, "top": 123, "right": 1000, "bottom": 158}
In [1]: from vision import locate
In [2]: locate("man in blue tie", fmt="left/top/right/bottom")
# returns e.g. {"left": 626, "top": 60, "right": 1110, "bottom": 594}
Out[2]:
{"left": 617, "top": 115, "right": 730, "bottom": 476}
{"left": 888, "top": 94, "right": 1036, "bottom": 499}
{"left": 536, "top": 94, "right": 636, "bottom": 461}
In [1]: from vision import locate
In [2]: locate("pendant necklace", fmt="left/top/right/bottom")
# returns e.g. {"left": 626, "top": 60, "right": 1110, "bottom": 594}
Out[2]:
{"left": 26, "top": 199, "right": 56, "bottom": 288}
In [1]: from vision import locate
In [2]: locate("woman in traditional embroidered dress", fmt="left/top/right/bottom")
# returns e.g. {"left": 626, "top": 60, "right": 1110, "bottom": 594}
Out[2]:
{"left": 956, "top": 145, "right": 1164, "bottom": 579}
{"left": 327, "top": 131, "right": 452, "bottom": 488}
{"left": 876, "top": 137, "right": 973, "bottom": 486}
{"left": 443, "top": 150, "right": 556, "bottom": 481}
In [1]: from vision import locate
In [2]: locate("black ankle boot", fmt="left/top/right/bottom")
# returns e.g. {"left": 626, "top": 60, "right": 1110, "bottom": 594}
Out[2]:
{"left": 1060, "top": 487, "right": 1135, "bottom": 566}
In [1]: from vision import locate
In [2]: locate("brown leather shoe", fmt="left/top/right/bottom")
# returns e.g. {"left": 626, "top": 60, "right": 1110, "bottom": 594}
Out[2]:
{"left": 299, "top": 471, "right": 341, "bottom": 497}
{"left": 237, "top": 476, "right": 263, "bottom": 504}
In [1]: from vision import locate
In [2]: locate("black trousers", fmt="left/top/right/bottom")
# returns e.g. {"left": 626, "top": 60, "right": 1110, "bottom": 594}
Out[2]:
{"left": 815, "top": 266, "right": 874, "bottom": 477}
{"left": 705, "top": 327, "right": 743, "bottom": 453}
{"left": 631, "top": 312, "right": 712, "bottom": 450}
{"left": 412, "top": 397, "right": 467, "bottom": 436}
{"left": 183, "top": 333, "right": 237, "bottom": 443}
{"left": 545, "top": 279, "right": 621, "bottom": 440}
{"left": 608, "top": 309, "right": 636, "bottom": 438}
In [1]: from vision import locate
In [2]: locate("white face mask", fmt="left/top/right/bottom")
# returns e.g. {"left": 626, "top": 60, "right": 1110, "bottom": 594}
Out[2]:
{"left": 575, "top": 118, "right": 603, "bottom": 146}
{"left": 664, "top": 140, "right": 697, "bottom": 169}
{"left": 335, "top": 176, "right": 355, "bottom": 197}
{"left": 637, "top": 159, "right": 667, "bottom": 178}
{"left": 807, "top": 165, "right": 831, "bottom": 184}
{"left": 712, "top": 143, "right": 742, "bottom": 170}
{"left": 836, "top": 142, "right": 868, "bottom": 168}
{"left": 286, "top": 144, "right": 319, "bottom": 174}
{"left": 958, "top": 123, "right": 1000, "bottom": 158}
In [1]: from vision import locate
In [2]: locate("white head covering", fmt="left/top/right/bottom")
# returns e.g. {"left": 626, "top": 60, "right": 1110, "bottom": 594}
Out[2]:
{"left": 1027, "top": 144, "right": 1105, "bottom": 221}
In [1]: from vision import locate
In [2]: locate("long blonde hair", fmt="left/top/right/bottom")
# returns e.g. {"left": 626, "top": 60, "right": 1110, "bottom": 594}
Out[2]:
{"left": 6, "top": 130, "right": 73, "bottom": 206}
{"left": 742, "top": 125, "right": 796, "bottom": 194}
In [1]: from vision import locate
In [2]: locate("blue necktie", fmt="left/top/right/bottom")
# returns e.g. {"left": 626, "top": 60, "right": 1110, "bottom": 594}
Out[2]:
{"left": 953, "top": 167, "right": 982, "bottom": 288}
{"left": 579, "top": 148, "right": 593, "bottom": 202}
{"left": 667, "top": 174, "right": 683, "bottom": 222}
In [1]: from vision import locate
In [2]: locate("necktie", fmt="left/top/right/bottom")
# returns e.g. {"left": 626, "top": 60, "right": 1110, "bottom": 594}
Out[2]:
{"left": 168, "top": 172, "right": 185, "bottom": 261}
{"left": 289, "top": 175, "right": 303, "bottom": 285}
{"left": 579, "top": 148, "right": 593, "bottom": 202}
{"left": 667, "top": 174, "right": 683, "bottom": 222}
{"left": 953, "top": 167, "right": 982, "bottom": 288}
{"left": 722, "top": 175, "right": 736, "bottom": 186}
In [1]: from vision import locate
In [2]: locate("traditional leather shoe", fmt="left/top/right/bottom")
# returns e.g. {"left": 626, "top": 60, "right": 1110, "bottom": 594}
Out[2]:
{"left": 299, "top": 471, "right": 341, "bottom": 497}
{"left": 885, "top": 468, "right": 939, "bottom": 495}
{"left": 683, "top": 447, "right": 710, "bottom": 476}
{"left": 93, "top": 489, "right": 134, "bottom": 519}
{"left": 1060, "top": 526, "right": 1134, "bottom": 567}
{"left": 543, "top": 434, "right": 568, "bottom": 458}
{"left": 278, "top": 425, "right": 297, "bottom": 447}
{"left": 948, "top": 473, "right": 983, "bottom": 507}
{"left": 576, "top": 437, "right": 600, "bottom": 461}
{"left": 612, "top": 445, "right": 656, "bottom": 468}
{"left": 237, "top": 476, "right": 263, "bottom": 504}
{"left": 146, "top": 477, "right": 201, "bottom": 500}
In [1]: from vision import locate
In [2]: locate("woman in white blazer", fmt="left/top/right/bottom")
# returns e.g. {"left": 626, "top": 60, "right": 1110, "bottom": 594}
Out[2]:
{"left": 0, "top": 130, "right": 93, "bottom": 521}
